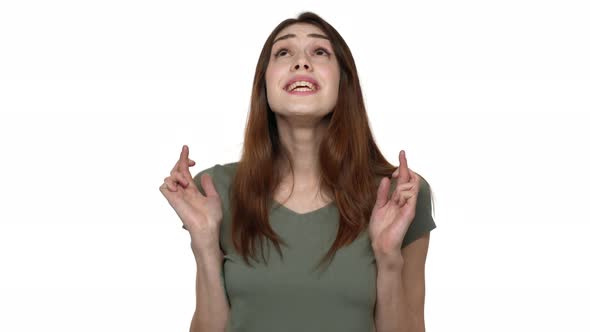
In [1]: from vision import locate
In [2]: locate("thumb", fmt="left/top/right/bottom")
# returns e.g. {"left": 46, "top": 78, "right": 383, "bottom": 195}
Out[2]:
{"left": 200, "top": 173, "right": 220, "bottom": 198}
{"left": 375, "top": 177, "right": 390, "bottom": 207}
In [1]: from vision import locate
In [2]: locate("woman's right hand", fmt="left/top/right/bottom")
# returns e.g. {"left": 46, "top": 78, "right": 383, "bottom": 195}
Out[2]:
{"left": 159, "top": 145, "right": 223, "bottom": 255}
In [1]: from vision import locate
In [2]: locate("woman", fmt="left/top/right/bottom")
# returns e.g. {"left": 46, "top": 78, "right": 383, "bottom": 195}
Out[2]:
{"left": 160, "top": 11, "right": 436, "bottom": 332}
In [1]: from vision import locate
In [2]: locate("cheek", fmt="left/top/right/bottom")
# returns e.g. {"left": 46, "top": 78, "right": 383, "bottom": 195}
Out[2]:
{"left": 323, "top": 68, "right": 340, "bottom": 93}
{"left": 265, "top": 67, "right": 280, "bottom": 89}
{"left": 322, "top": 63, "right": 339, "bottom": 81}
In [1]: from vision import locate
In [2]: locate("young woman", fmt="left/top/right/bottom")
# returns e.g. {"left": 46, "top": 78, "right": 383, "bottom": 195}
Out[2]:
{"left": 160, "top": 11, "right": 436, "bottom": 332}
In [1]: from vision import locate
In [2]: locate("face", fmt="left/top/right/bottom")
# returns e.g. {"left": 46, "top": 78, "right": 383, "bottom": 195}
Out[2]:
{"left": 265, "top": 23, "right": 340, "bottom": 121}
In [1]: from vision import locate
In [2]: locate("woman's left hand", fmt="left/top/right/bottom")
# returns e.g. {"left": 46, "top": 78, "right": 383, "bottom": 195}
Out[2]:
{"left": 369, "top": 150, "right": 420, "bottom": 270}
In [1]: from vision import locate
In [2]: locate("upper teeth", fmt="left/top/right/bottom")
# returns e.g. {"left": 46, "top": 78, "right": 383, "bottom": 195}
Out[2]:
{"left": 287, "top": 81, "right": 316, "bottom": 91}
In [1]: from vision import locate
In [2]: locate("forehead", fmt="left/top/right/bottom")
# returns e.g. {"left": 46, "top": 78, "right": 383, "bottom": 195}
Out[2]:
{"left": 278, "top": 23, "right": 323, "bottom": 35}
{"left": 273, "top": 23, "right": 329, "bottom": 44}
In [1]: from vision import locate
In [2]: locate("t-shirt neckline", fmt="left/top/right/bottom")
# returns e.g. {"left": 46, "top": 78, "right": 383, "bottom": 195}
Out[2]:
{"left": 272, "top": 199, "right": 336, "bottom": 217}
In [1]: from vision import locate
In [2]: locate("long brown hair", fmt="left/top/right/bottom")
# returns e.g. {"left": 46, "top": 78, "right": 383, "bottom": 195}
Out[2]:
{"left": 230, "top": 11, "right": 398, "bottom": 271}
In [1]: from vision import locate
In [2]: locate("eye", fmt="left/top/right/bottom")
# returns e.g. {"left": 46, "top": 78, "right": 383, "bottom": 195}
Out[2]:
{"left": 274, "top": 48, "right": 289, "bottom": 57}
{"left": 273, "top": 47, "right": 331, "bottom": 57}
{"left": 314, "top": 47, "right": 331, "bottom": 56}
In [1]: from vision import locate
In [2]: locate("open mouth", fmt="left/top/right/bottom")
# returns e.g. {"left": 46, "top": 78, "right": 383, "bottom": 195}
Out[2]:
{"left": 284, "top": 81, "right": 319, "bottom": 94}
{"left": 285, "top": 81, "right": 318, "bottom": 95}
{"left": 290, "top": 86, "right": 315, "bottom": 92}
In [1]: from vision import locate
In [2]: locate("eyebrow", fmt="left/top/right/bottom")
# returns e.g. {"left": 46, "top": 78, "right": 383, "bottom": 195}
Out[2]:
{"left": 272, "top": 33, "right": 330, "bottom": 45}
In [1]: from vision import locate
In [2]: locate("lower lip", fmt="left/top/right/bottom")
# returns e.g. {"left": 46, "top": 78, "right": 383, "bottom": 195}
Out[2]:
{"left": 285, "top": 88, "right": 319, "bottom": 95}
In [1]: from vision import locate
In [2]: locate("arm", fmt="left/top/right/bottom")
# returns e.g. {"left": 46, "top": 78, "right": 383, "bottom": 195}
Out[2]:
{"left": 190, "top": 248, "right": 230, "bottom": 332}
{"left": 374, "top": 233, "right": 430, "bottom": 332}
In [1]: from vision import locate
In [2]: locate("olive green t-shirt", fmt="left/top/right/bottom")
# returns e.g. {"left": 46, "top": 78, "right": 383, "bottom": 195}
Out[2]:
{"left": 193, "top": 162, "right": 436, "bottom": 332}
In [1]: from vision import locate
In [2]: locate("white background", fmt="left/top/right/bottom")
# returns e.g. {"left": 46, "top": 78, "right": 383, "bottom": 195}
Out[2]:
{"left": 1, "top": 0, "right": 589, "bottom": 331}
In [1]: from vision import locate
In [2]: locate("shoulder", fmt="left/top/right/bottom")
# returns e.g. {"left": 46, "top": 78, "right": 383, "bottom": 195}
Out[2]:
{"left": 414, "top": 172, "right": 433, "bottom": 199}
{"left": 216, "top": 161, "right": 239, "bottom": 179}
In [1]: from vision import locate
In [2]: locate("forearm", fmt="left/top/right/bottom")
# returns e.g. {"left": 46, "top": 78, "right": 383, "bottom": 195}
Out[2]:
{"left": 374, "top": 268, "right": 422, "bottom": 332}
{"left": 190, "top": 249, "right": 229, "bottom": 332}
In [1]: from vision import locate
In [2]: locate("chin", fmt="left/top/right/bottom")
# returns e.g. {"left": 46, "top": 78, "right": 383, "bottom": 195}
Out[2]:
{"left": 278, "top": 108, "right": 333, "bottom": 119}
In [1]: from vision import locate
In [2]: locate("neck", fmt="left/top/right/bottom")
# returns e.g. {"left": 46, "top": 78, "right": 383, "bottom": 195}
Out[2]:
{"left": 275, "top": 114, "right": 329, "bottom": 190}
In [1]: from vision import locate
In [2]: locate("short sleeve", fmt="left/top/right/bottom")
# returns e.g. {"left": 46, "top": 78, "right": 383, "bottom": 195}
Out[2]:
{"left": 401, "top": 174, "right": 437, "bottom": 248}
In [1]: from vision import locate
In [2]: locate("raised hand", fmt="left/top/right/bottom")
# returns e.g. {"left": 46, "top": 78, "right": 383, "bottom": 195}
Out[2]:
{"left": 368, "top": 150, "right": 420, "bottom": 270}
{"left": 159, "top": 145, "right": 223, "bottom": 255}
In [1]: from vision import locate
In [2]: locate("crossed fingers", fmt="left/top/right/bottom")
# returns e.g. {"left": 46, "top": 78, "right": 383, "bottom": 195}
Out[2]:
{"left": 160, "top": 145, "right": 196, "bottom": 192}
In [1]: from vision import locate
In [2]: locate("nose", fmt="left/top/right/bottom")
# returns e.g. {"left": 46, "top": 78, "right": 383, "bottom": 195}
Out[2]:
{"left": 293, "top": 63, "right": 310, "bottom": 70}
{"left": 291, "top": 55, "right": 311, "bottom": 71}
